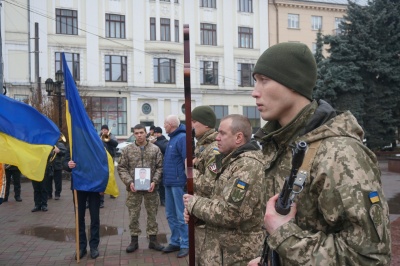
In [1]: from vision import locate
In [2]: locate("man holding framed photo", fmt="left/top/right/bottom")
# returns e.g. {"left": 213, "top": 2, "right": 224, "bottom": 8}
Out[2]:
{"left": 117, "top": 124, "right": 164, "bottom": 253}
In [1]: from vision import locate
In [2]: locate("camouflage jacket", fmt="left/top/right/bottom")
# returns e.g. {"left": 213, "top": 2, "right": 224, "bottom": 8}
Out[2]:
{"left": 117, "top": 141, "right": 163, "bottom": 189}
{"left": 187, "top": 142, "right": 266, "bottom": 264}
{"left": 193, "top": 129, "right": 219, "bottom": 198}
{"left": 255, "top": 100, "right": 391, "bottom": 265}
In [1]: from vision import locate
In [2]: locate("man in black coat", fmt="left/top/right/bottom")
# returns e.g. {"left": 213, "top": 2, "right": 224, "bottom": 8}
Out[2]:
{"left": 151, "top": 127, "right": 168, "bottom": 206}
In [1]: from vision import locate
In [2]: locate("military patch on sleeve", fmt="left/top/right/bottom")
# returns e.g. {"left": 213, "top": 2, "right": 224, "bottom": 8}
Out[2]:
{"left": 212, "top": 148, "right": 220, "bottom": 154}
{"left": 229, "top": 179, "right": 249, "bottom": 203}
{"left": 208, "top": 163, "right": 218, "bottom": 173}
{"left": 369, "top": 191, "right": 380, "bottom": 204}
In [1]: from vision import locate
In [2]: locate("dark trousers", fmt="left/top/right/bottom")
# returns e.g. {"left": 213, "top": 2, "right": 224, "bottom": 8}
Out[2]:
{"left": 74, "top": 191, "right": 101, "bottom": 250}
{"left": 46, "top": 169, "right": 62, "bottom": 197}
{"left": 5, "top": 169, "right": 21, "bottom": 199}
{"left": 32, "top": 180, "right": 48, "bottom": 207}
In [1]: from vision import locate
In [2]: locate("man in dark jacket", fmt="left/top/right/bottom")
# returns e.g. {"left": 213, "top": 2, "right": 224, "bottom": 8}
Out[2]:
{"left": 161, "top": 115, "right": 189, "bottom": 258}
{"left": 46, "top": 139, "right": 67, "bottom": 200}
{"left": 100, "top": 125, "right": 118, "bottom": 204}
{"left": 152, "top": 126, "right": 168, "bottom": 206}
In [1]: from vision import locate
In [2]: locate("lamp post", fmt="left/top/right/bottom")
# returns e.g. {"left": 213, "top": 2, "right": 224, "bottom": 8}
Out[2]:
{"left": 45, "top": 70, "right": 64, "bottom": 128}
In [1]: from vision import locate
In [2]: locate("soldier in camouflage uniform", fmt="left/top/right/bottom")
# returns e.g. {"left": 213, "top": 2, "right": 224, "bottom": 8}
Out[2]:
{"left": 191, "top": 105, "right": 219, "bottom": 264}
{"left": 184, "top": 114, "right": 266, "bottom": 265}
{"left": 117, "top": 124, "right": 164, "bottom": 253}
{"left": 248, "top": 42, "right": 391, "bottom": 265}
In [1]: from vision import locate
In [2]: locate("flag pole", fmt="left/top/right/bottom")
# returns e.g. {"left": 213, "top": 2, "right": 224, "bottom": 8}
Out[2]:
{"left": 73, "top": 189, "right": 80, "bottom": 263}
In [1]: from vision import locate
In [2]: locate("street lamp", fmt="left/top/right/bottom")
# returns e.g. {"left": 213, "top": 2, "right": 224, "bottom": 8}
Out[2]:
{"left": 45, "top": 70, "right": 64, "bottom": 128}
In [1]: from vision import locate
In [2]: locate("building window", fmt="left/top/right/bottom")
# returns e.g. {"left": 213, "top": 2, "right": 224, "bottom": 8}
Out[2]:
{"left": 200, "top": 61, "right": 218, "bottom": 85}
{"left": 175, "top": 20, "right": 179, "bottom": 42}
{"left": 312, "top": 42, "right": 317, "bottom": 54}
{"left": 153, "top": 58, "right": 176, "bottom": 84}
{"left": 311, "top": 16, "right": 322, "bottom": 30}
{"left": 88, "top": 97, "right": 127, "bottom": 136}
{"left": 105, "top": 14, "right": 125, "bottom": 38}
{"left": 334, "top": 17, "right": 344, "bottom": 35}
{"left": 200, "top": 23, "right": 217, "bottom": 46}
{"left": 210, "top": 105, "right": 228, "bottom": 128}
{"left": 237, "top": 63, "right": 254, "bottom": 87}
{"left": 175, "top": 0, "right": 179, "bottom": 3}
{"left": 243, "top": 106, "right": 260, "bottom": 133}
{"left": 55, "top": 52, "right": 80, "bottom": 81}
{"left": 14, "top": 95, "right": 29, "bottom": 102}
{"left": 200, "top": 0, "right": 216, "bottom": 8}
{"left": 238, "top": 27, "right": 253, "bottom": 48}
{"left": 150, "top": 17, "right": 156, "bottom": 40}
{"left": 238, "top": 0, "right": 252, "bottom": 12}
{"left": 105, "top": 55, "right": 127, "bottom": 82}
{"left": 160, "top": 18, "right": 171, "bottom": 41}
{"left": 288, "top": 14, "right": 299, "bottom": 29}
{"left": 56, "top": 9, "right": 78, "bottom": 35}
{"left": 160, "top": 0, "right": 170, "bottom": 1}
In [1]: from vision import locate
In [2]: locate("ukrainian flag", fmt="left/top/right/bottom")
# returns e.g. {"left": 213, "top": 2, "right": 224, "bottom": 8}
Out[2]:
{"left": 63, "top": 53, "right": 118, "bottom": 196}
{"left": 0, "top": 95, "right": 60, "bottom": 181}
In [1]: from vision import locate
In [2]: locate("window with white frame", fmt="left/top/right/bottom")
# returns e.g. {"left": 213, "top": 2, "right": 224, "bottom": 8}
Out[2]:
{"left": 105, "top": 55, "right": 127, "bottom": 82}
{"left": 150, "top": 17, "right": 156, "bottom": 40}
{"left": 243, "top": 106, "right": 260, "bottom": 133}
{"left": 238, "top": 27, "right": 253, "bottom": 48}
{"left": 56, "top": 9, "right": 78, "bottom": 35}
{"left": 311, "top": 16, "right": 322, "bottom": 30}
{"left": 153, "top": 58, "right": 176, "bottom": 84}
{"left": 55, "top": 52, "right": 80, "bottom": 81}
{"left": 312, "top": 43, "right": 317, "bottom": 54}
{"left": 210, "top": 105, "right": 228, "bottom": 128}
{"left": 237, "top": 63, "right": 254, "bottom": 87}
{"left": 160, "top": 18, "right": 171, "bottom": 41}
{"left": 200, "top": 0, "right": 216, "bottom": 8}
{"left": 238, "top": 0, "right": 252, "bottom": 12}
{"left": 105, "top": 14, "right": 125, "bottom": 38}
{"left": 200, "top": 23, "right": 217, "bottom": 46}
{"left": 200, "top": 61, "right": 218, "bottom": 85}
{"left": 288, "top": 14, "right": 299, "bottom": 29}
{"left": 175, "top": 20, "right": 179, "bottom": 42}
{"left": 334, "top": 17, "right": 344, "bottom": 35}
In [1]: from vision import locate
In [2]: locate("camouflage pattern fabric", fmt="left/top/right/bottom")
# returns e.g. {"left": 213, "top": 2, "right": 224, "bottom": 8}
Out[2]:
{"left": 118, "top": 141, "right": 163, "bottom": 186}
{"left": 187, "top": 143, "right": 266, "bottom": 265}
{"left": 255, "top": 100, "right": 391, "bottom": 266}
{"left": 192, "top": 129, "right": 218, "bottom": 264}
{"left": 126, "top": 190, "right": 159, "bottom": 236}
{"left": 117, "top": 141, "right": 163, "bottom": 236}
{"left": 193, "top": 129, "right": 219, "bottom": 198}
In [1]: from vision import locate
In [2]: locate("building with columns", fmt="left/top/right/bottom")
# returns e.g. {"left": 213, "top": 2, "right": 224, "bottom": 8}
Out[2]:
{"left": 2, "top": 0, "right": 269, "bottom": 138}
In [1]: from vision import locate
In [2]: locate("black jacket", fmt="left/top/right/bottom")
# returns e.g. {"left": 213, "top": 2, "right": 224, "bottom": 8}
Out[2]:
{"left": 154, "top": 135, "right": 168, "bottom": 155}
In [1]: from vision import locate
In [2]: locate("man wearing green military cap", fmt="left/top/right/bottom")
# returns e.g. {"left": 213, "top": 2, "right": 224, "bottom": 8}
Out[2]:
{"left": 248, "top": 42, "right": 391, "bottom": 265}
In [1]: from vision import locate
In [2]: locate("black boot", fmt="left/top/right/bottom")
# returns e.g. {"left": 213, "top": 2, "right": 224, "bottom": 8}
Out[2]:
{"left": 126, "top": 236, "right": 138, "bottom": 253}
{"left": 149, "top": 235, "right": 164, "bottom": 251}
{"left": 15, "top": 195, "right": 22, "bottom": 202}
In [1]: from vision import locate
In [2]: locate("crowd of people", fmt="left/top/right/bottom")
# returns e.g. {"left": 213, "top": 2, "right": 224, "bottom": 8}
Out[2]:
{"left": 1, "top": 42, "right": 391, "bottom": 265}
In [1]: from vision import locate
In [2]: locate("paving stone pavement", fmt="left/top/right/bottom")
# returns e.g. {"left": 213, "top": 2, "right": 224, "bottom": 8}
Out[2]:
{"left": 0, "top": 169, "right": 189, "bottom": 266}
{"left": 1, "top": 160, "right": 399, "bottom": 265}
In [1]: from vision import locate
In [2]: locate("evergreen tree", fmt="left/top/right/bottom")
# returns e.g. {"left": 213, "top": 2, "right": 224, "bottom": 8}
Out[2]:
{"left": 314, "top": 0, "right": 400, "bottom": 149}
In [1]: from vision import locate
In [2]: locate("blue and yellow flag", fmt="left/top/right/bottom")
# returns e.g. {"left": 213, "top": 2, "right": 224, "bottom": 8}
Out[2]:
{"left": 63, "top": 53, "right": 118, "bottom": 196}
{"left": 0, "top": 95, "right": 60, "bottom": 181}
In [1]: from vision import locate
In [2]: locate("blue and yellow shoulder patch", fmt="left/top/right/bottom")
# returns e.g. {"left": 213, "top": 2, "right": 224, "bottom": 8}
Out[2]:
{"left": 229, "top": 179, "right": 249, "bottom": 203}
{"left": 212, "top": 148, "right": 220, "bottom": 155}
{"left": 369, "top": 191, "right": 380, "bottom": 204}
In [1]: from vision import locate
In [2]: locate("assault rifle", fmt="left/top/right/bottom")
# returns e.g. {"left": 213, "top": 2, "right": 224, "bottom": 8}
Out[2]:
{"left": 259, "top": 141, "right": 308, "bottom": 266}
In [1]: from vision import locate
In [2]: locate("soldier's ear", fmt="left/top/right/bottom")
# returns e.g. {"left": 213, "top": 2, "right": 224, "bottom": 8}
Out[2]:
{"left": 235, "top": 132, "right": 244, "bottom": 144}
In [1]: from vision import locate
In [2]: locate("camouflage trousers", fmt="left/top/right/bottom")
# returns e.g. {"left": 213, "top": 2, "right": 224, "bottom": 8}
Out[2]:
{"left": 198, "top": 226, "right": 265, "bottom": 266}
{"left": 126, "top": 190, "right": 159, "bottom": 236}
{"left": 195, "top": 225, "right": 206, "bottom": 265}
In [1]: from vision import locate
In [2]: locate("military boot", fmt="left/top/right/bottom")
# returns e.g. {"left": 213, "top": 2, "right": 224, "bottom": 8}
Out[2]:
{"left": 148, "top": 235, "right": 164, "bottom": 251}
{"left": 126, "top": 236, "right": 138, "bottom": 253}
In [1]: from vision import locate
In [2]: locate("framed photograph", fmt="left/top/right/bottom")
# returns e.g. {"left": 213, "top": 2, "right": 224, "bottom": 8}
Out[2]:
{"left": 134, "top": 168, "right": 151, "bottom": 191}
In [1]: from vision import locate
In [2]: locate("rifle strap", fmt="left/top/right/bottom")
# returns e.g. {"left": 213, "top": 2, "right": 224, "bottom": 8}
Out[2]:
{"left": 298, "top": 140, "right": 322, "bottom": 177}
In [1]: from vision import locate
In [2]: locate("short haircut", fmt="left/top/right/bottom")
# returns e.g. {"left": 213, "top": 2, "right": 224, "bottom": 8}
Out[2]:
{"left": 133, "top": 124, "right": 146, "bottom": 132}
{"left": 221, "top": 114, "right": 252, "bottom": 142}
{"left": 166, "top": 115, "right": 180, "bottom": 127}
